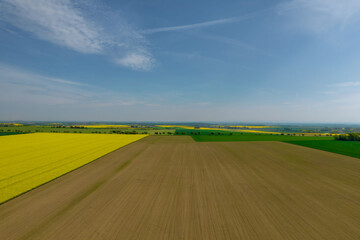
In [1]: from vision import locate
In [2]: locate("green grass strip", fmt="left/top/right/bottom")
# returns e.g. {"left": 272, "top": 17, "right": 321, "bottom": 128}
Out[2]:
{"left": 285, "top": 140, "right": 360, "bottom": 159}
{"left": 0, "top": 132, "right": 27, "bottom": 136}
{"left": 192, "top": 135, "right": 332, "bottom": 142}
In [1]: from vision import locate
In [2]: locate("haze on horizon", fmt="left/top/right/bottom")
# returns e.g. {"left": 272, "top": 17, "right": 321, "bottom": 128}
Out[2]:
{"left": 1, "top": 0, "right": 360, "bottom": 123}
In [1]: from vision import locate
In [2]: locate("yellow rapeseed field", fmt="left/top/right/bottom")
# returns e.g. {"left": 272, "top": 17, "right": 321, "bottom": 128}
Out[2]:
{"left": 157, "top": 125, "right": 277, "bottom": 131}
{"left": 0, "top": 133, "right": 147, "bottom": 203}
{"left": 234, "top": 130, "right": 332, "bottom": 136}
{"left": 156, "top": 125, "right": 331, "bottom": 136}
{"left": 228, "top": 125, "right": 275, "bottom": 128}
{"left": 0, "top": 123, "right": 24, "bottom": 126}
{"left": 157, "top": 125, "right": 224, "bottom": 130}
{"left": 156, "top": 125, "right": 193, "bottom": 129}
{"left": 72, "top": 125, "right": 131, "bottom": 128}
{"left": 234, "top": 129, "right": 282, "bottom": 134}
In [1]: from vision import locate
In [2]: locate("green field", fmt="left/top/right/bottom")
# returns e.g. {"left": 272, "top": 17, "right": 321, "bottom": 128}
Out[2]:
{"left": 287, "top": 140, "right": 360, "bottom": 159}
{"left": 192, "top": 134, "right": 333, "bottom": 142}
{"left": 192, "top": 134, "right": 360, "bottom": 159}
{"left": 175, "top": 128, "right": 239, "bottom": 135}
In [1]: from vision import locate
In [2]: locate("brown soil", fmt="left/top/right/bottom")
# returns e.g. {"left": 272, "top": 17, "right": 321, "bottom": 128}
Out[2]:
{"left": 0, "top": 136, "right": 360, "bottom": 239}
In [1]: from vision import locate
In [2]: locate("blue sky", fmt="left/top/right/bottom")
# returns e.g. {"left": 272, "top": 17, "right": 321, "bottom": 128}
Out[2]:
{"left": 1, "top": 0, "right": 360, "bottom": 122}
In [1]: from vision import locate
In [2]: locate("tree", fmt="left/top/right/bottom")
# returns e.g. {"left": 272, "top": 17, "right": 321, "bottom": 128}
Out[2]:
{"left": 348, "top": 133, "right": 360, "bottom": 141}
{"left": 334, "top": 133, "right": 360, "bottom": 141}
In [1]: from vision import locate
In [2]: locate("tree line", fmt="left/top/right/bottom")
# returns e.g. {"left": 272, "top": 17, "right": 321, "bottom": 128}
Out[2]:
{"left": 334, "top": 133, "right": 360, "bottom": 141}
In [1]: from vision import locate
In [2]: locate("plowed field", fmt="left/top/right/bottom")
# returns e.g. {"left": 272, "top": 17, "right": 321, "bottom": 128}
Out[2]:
{"left": 1, "top": 136, "right": 359, "bottom": 240}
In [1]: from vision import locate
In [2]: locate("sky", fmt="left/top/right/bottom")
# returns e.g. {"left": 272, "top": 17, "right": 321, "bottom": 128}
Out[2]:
{"left": 1, "top": 0, "right": 360, "bottom": 123}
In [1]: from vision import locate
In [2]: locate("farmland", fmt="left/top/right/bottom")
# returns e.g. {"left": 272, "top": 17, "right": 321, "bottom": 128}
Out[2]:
{"left": 1, "top": 122, "right": 352, "bottom": 137}
{"left": 3, "top": 0, "right": 360, "bottom": 237}
{"left": 287, "top": 140, "right": 360, "bottom": 159}
{"left": 71, "top": 124, "right": 131, "bottom": 128}
{"left": 171, "top": 126, "right": 336, "bottom": 136}
{"left": 0, "top": 136, "right": 360, "bottom": 239}
{"left": 192, "top": 134, "right": 360, "bottom": 160}
{"left": 192, "top": 134, "right": 333, "bottom": 142}
{"left": 0, "top": 133, "right": 147, "bottom": 203}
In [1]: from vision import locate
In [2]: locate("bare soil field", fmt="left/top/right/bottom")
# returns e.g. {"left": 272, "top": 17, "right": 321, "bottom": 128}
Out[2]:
{"left": 0, "top": 136, "right": 360, "bottom": 240}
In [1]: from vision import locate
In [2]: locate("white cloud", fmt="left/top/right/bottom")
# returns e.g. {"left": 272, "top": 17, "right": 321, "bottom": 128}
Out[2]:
{"left": 0, "top": 0, "right": 154, "bottom": 70}
{"left": 278, "top": 0, "right": 360, "bottom": 33}
{"left": 115, "top": 52, "right": 155, "bottom": 71}
{"left": 0, "top": 0, "right": 104, "bottom": 53}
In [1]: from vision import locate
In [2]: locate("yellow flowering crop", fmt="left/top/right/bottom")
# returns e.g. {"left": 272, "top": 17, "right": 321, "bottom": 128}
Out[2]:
{"left": 0, "top": 123, "right": 24, "bottom": 126}
{"left": 156, "top": 125, "right": 221, "bottom": 130}
{"left": 0, "top": 133, "right": 147, "bottom": 203}
{"left": 156, "top": 125, "right": 193, "bottom": 129}
{"left": 228, "top": 125, "right": 275, "bottom": 128}
{"left": 72, "top": 125, "right": 131, "bottom": 128}
{"left": 234, "top": 129, "right": 282, "bottom": 134}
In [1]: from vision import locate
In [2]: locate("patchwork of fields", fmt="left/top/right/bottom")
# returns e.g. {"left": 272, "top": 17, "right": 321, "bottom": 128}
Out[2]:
{"left": 0, "top": 133, "right": 147, "bottom": 203}
{"left": 1, "top": 136, "right": 360, "bottom": 239}
{"left": 191, "top": 135, "right": 360, "bottom": 159}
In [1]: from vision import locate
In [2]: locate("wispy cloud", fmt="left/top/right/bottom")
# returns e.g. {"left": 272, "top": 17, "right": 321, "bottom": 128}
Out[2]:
{"left": 159, "top": 50, "right": 252, "bottom": 70}
{"left": 159, "top": 51, "right": 228, "bottom": 64}
{"left": 141, "top": 17, "right": 239, "bottom": 34}
{"left": 0, "top": 0, "right": 154, "bottom": 70}
{"left": 0, "top": 0, "right": 104, "bottom": 53}
{"left": 195, "top": 33, "right": 274, "bottom": 58}
{"left": 322, "top": 89, "right": 360, "bottom": 112}
{"left": 141, "top": 9, "right": 269, "bottom": 34}
{"left": 0, "top": 63, "right": 152, "bottom": 106}
{"left": 278, "top": 0, "right": 360, "bottom": 34}
{"left": 330, "top": 81, "right": 360, "bottom": 87}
